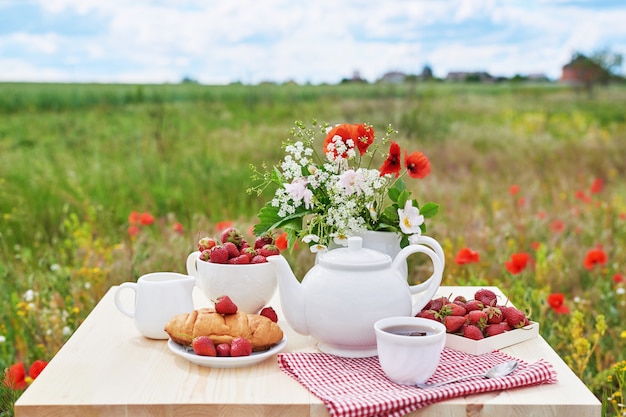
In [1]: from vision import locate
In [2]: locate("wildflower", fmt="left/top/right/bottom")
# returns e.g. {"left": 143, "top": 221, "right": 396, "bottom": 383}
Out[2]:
{"left": 398, "top": 201, "right": 424, "bottom": 235}
{"left": 0, "top": 335, "right": 5, "bottom": 343}
{"left": 613, "top": 273, "right": 624, "bottom": 284}
{"left": 505, "top": 252, "right": 531, "bottom": 274}
{"left": 23, "top": 289, "right": 35, "bottom": 302}
{"left": 3, "top": 360, "right": 47, "bottom": 390}
{"left": 127, "top": 225, "right": 140, "bottom": 237}
{"left": 172, "top": 222, "right": 184, "bottom": 234}
{"left": 583, "top": 248, "right": 607, "bottom": 270}
{"left": 275, "top": 233, "right": 288, "bottom": 251}
{"left": 216, "top": 221, "right": 233, "bottom": 231}
{"left": 323, "top": 123, "right": 374, "bottom": 157}
{"left": 547, "top": 293, "right": 570, "bottom": 314}
{"left": 530, "top": 241, "right": 542, "bottom": 251}
{"left": 509, "top": 184, "right": 520, "bottom": 195}
{"left": 284, "top": 177, "right": 313, "bottom": 208}
{"left": 575, "top": 190, "right": 592, "bottom": 203}
{"left": 590, "top": 178, "right": 604, "bottom": 194}
{"left": 550, "top": 220, "right": 565, "bottom": 233}
{"left": 128, "top": 211, "right": 142, "bottom": 225}
{"left": 139, "top": 212, "right": 154, "bottom": 226}
{"left": 454, "top": 247, "right": 480, "bottom": 265}
{"left": 404, "top": 151, "right": 431, "bottom": 179}
{"left": 379, "top": 141, "right": 402, "bottom": 177}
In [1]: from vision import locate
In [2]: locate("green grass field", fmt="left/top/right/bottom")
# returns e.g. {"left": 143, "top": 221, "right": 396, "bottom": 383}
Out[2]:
{"left": 1, "top": 81, "right": 625, "bottom": 416}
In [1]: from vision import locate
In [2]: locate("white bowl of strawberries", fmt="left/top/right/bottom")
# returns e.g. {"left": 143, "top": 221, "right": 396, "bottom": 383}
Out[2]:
{"left": 186, "top": 227, "right": 279, "bottom": 314}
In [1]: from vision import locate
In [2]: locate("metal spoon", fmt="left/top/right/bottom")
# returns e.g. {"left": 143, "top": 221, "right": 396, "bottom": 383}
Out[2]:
{"left": 417, "top": 360, "right": 519, "bottom": 389}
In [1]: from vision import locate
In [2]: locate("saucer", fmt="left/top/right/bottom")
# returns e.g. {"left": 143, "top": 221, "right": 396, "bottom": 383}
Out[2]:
{"left": 167, "top": 338, "right": 287, "bottom": 368}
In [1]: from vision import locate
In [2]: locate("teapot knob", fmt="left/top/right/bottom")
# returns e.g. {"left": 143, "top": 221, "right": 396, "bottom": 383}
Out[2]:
{"left": 347, "top": 236, "right": 363, "bottom": 252}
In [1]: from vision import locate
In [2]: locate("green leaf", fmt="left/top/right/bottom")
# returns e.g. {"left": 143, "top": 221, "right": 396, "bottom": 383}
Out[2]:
{"left": 397, "top": 190, "right": 411, "bottom": 208}
{"left": 419, "top": 202, "right": 439, "bottom": 218}
{"left": 253, "top": 202, "right": 308, "bottom": 237}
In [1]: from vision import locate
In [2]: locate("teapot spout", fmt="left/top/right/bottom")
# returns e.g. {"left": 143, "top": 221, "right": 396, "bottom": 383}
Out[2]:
{"left": 266, "top": 255, "right": 309, "bottom": 335}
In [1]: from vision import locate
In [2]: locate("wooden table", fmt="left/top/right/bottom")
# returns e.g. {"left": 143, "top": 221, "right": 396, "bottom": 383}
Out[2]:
{"left": 15, "top": 286, "right": 600, "bottom": 417}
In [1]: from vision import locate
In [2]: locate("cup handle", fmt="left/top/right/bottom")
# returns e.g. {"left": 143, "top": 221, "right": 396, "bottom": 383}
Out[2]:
{"left": 114, "top": 282, "right": 137, "bottom": 318}
{"left": 186, "top": 251, "right": 200, "bottom": 276}
{"left": 392, "top": 245, "right": 444, "bottom": 316}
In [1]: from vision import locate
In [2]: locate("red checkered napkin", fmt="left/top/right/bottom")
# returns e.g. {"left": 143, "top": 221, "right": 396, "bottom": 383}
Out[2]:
{"left": 277, "top": 348, "right": 557, "bottom": 417}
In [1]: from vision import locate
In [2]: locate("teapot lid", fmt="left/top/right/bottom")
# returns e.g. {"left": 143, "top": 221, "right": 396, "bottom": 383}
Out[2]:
{"left": 318, "top": 236, "right": 391, "bottom": 269}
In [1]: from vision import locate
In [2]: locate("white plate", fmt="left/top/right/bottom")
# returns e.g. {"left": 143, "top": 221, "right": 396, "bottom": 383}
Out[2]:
{"left": 167, "top": 338, "right": 287, "bottom": 368}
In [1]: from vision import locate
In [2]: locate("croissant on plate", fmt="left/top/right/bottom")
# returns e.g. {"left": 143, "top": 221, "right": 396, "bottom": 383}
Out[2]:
{"left": 165, "top": 308, "right": 283, "bottom": 352}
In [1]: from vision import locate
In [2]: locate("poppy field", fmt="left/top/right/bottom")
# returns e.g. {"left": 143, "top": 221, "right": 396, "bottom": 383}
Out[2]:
{"left": 1, "top": 81, "right": 625, "bottom": 416}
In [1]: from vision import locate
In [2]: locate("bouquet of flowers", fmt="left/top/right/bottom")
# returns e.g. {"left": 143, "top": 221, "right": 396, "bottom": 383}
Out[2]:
{"left": 250, "top": 120, "right": 438, "bottom": 252}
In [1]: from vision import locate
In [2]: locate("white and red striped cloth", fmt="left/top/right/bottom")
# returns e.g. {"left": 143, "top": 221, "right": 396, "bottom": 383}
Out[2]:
{"left": 277, "top": 348, "right": 557, "bottom": 417}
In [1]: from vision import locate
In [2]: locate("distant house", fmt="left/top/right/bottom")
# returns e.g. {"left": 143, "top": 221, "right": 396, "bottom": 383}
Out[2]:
{"left": 561, "top": 54, "right": 608, "bottom": 85}
{"left": 445, "top": 71, "right": 494, "bottom": 83}
{"left": 379, "top": 71, "right": 406, "bottom": 84}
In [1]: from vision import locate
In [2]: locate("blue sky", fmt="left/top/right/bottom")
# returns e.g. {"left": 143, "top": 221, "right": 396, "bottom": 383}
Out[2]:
{"left": 1, "top": 0, "right": 625, "bottom": 84}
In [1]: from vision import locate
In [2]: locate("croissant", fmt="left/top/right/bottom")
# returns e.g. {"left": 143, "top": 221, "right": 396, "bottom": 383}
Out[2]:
{"left": 165, "top": 308, "right": 284, "bottom": 352}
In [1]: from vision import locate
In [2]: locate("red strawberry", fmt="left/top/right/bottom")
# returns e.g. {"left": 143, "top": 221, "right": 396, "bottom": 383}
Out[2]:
{"left": 425, "top": 296, "right": 448, "bottom": 312}
{"left": 416, "top": 309, "right": 438, "bottom": 321}
{"left": 220, "top": 227, "right": 244, "bottom": 247}
{"left": 254, "top": 235, "right": 274, "bottom": 250}
{"left": 467, "top": 310, "right": 488, "bottom": 328}
{"left": 448, "top": 303, "right": 467, "bottom": 316}
{"left": 216, "top": 343, "right": 231, "bottom": 357}
{"left": 453, "top": 295, "right": 467, "bottom": 304}
{"left": 199, "top": 249, "right": 211, "bottom": 262}
{"left": 484, "top": 322, "right": 510, "bottom": 337}
{"left": 208, "top": 245, "right": 229, "bottom": 264}
{"left": 484, "top": 305, "right": 503, "bottom": 324}
{"left": 258, "top": 244, "right": 280, "bottom": 257}
{"left": 465, "top": 299, "right": 484, "bottom": 312}
{"left": 228, "top": 254, "right": 250, "bottom": 264}
{"left": 214, "top": 295, "right": 238, "bottom": 314}
{"left": 197, "top": 237, "right": 217, "bottom": 252}
{"left": 503, "top": 307, "right": 527, "bottom": 328}
{"left": 230, "top": 337, "right": 252, "bottom": 357}
{"left": 240, "top": 240, "right": 251, "bottom": 250}
{"left": 223, "top": 242, "right": 240, "bottom": 259}
{"left": 241, "top": 247, "right": 257, "bottom": 261}
{"left": 444, "top": 315, "right": 466, "bottom": 333}
{"left": 251, "top": 255, "right": 267, "bottom": 264}
{"left": 463, "top": 324, "right": 484, "bottom": 340}
{"left": 192, "top": 336, "right": 216, "bottom": 356}
{"left": 474, "top": 288, "right": 498, "bottom": 307}
{"left": 260, "top": 306, "right": 278, "bottom": 322}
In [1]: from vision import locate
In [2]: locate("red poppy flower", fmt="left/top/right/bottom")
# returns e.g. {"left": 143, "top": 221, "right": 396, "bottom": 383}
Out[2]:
{"left": 128, "top": 211, "right": 142, "bottom": 225}
{"left": 28, "top": 360, "right": 48, "bottom": 380}
{"left": 127, "top": 225, "right": 140, "bottom": 237}
{"left": 216, "top": 221, "right": 233, "bottom": 232}
{"left": 612, "top": 273, "right": 624, "bottom": 284}
{"left": 379, "top": 141, "right": 402, "bottom": 177}
{"left": 590, "top": 178, "right": 604, "bottom": 194}
{"left": 575, "top": 190, "right": 592, "bottom": 203}
{"left": 547, "top": 293, "right": 570, "bottom": 314}
{"left": 323, "top": 123, "right": 374, "bottom": 157}
{"left": 4, "top": 362, "right": 27, "bottom": 390}
{"left": 139, "top": 212, "right": 154, "bottom": 226}
{"left": 275, "top": 232, "right": 288, "bottom": 251}
{"left": 172, "top": 222, "right": 184, "bottom": 234}
{"left": 505, "top": 252, "right": 530, "bottom": 274}
{"left": 583, "top": 248, "right": 607, "bottom": 270}
{"left": 530, "top": 241, "right": 542, "bottom": 251}
{"left": 509, "top": 184, "right": 520, "bottom": 195}
{"left": 550, "top": 220, "right": 565, "bottom": 233}
{"left": 454, "top": 247, "right": 480, "bottom": 265}
{"left": 404, "top": 151, "right": 431, "bottom": 179}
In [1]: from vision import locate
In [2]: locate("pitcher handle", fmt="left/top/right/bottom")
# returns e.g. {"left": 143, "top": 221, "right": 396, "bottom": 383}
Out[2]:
{"left": 114, "top": 282, "right": 137, "bottom": 318}
{"left": 392, "top": 244, "right": 444, "bottom": 316}
{"left": 410, "top": 235, "right": 445, "bottom": 269}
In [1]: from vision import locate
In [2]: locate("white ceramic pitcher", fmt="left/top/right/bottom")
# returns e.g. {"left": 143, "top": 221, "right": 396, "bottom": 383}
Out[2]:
{"left": 114, "top": 272, "right": 195, "bottom": 339}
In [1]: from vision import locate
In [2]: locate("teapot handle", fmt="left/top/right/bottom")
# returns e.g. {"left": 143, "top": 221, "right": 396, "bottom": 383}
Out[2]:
{"left": 391, "top": 243, "right": 444, "bottom": 316}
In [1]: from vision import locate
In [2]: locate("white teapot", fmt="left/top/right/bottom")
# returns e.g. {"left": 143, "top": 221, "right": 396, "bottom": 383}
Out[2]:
{"left": 266, "top": 236, "right": 444, "bottom": 357}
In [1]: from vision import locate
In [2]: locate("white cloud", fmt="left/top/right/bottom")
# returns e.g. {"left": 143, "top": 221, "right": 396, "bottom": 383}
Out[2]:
{"left": 1, "top": 0, "right": 625, "bottom": 83}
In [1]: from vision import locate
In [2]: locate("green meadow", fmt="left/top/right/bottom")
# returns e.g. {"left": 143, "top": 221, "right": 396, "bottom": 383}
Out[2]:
{"left": 1, "top": 81, "right": 625, "bottom": 415}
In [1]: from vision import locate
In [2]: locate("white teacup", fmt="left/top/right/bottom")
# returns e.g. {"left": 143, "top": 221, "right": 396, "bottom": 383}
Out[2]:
{"left": 186, "top": 251, "right": 277, "bottom": 314}
{"left": 374, "top": 316, "right": 446, "bottom": 385}
{"left": 114, "top": 272, "right": 195, "bottom": 339}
